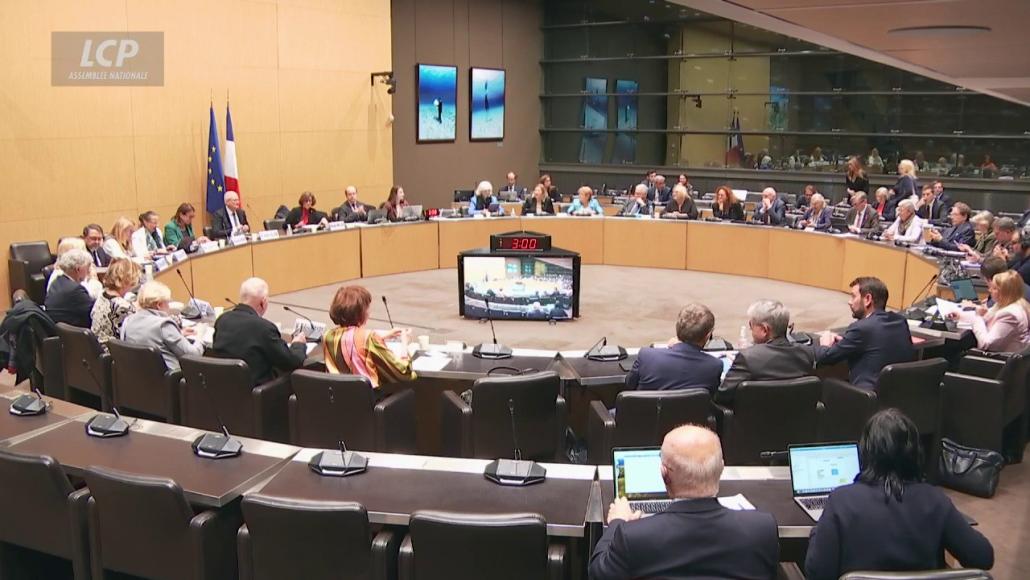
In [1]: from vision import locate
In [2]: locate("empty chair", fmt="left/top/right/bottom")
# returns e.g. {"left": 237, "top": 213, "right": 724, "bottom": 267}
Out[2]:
{"left": 262, "top": 219, "right": 285, "bottom": 232}
{"left": 238, "top": 494, "right": 400, "bottom": 580}
{"left": 9, "top": 241, "right": 54, "bottom": 305}
{"left": 441, "top": 371, "right": 566, "bottom": 461}
{"left": 83, "top": 466, "right": 240, "bottom": 580}
{"left": 398, "top": 511, "right": 564, "bottom": 580}
{"left": 715, "top": 376, "right": 822, "bottom": 465}
{"left": 178, "top": 355, "right": 291, "bottom": 443}
{"left": 107, "top": 338, "right": 182, "bottom": 422}
{"left": 0, "top": 450, "right": 90, "bottom": 579}
{"left": 55, "top": 322, "right": 112, "bottom": 410}
{"left": 840, "top": 570, "right": 993, "bottom": 579}
{"left": 289, "top": 370, "right": 416, "bottom": 452}
{"left": 587, "top": 388, "right": 714, "bottom": 464}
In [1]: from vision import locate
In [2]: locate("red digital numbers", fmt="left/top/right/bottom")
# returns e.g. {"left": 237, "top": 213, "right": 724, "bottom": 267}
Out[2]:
{"left": 507, "top": 237, "right": 538, "bottom": 250}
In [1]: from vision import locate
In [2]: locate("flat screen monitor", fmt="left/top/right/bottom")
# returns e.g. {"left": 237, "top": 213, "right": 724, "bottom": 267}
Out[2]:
{"left": 458, "top": 254, "right": 580, "bottom": 320}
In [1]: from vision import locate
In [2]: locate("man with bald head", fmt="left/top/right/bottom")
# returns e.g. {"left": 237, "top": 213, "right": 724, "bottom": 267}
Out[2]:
{"left": 753, "top": 187, "right": 786, "bottom": 225}
{"left": 590, "top": 425, "right": 779, "bottom": 579}
{"left": 211, "top": 191, "right": 250, "bottom": 239}
{"left": 336, "top": 185, "right": 374, "bottom": 223}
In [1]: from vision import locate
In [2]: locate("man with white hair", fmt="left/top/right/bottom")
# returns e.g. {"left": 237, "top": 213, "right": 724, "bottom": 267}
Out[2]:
{"left": 617, "top": 183, "right": 651, "bottom": 217}
{"left": 589, "top": 425, "right": 779, "bottom": 579}
{"left": 845, "top": 191, "right": 879, "bottom": 233}
{"left": 716, "top": 300, "right": 816, "bottom": 405}
{"left": 337, "top": 186, "right": 373, "bottom": 223}
{"left": 44, "top": 248, "right": 96, "bottom": 328}
{"left": 647, "top": 174, "right": 670, "bottom": 204}
{"left": 753, "top": 187, "right": 786, "bottom": 225}
{"left": 211, "top": 191, "right": 249, "bottom": 239}
{"left": 468, "top": 180, "right": 499, "bottom": 216}
{"left": 882, "top": 199, "right": 926, "bottom": 243}
{"left": 212, "top": 277, "right": 307, "bottom": 385}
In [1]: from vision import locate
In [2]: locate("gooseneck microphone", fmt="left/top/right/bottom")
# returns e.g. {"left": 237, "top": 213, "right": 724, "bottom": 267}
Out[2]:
{"left": 309, "top": 439, "right": 368, "bottom": 477}
{"left": 175, "top": 268, "right": 202, "bottom": 320}
{"left": 191, "top": 372, "right": 243, "bottom": 459}
{"left": 381, "top": 296, "right": 395, "bottom": 329}
{"left": 283, "top": 305, "right": 323, "bottom": 342}
{"left": 9, "top": 387, "right": 47, "bottom": 416}
{"left": 585, "top": 335, "right": 628, "bottom": 362}
{"left": 80, "top": 359, "right": 130, "bottom": 437}
{"left": 472, "top": 298, "right": 513, "bottom": 359}
{"left": 224, "top": 297, "right": 239, "bottom": 307}
{"left": 483, "top": 398, "right": 546, "bottom": 486}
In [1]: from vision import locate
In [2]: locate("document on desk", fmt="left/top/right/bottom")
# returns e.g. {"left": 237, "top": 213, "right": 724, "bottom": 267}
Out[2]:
{"left": 935, "top": 298, "right": 963, "bottom": 319}
{"left": 717, "top": 494, "right": 756, "bottom": 511}
{"left": 305, "top": 342, "right": 318, "bottom": 356}
{"left": 412, "top": 353, "right": 452, "bottom": 373}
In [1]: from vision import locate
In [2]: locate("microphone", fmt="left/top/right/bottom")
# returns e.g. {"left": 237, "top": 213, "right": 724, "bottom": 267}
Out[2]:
{"left": 175, "top": 268, "right": 202, "bottom": 320}
{"left": 80, "top": 359, "right": 129, "bottom": 437}
{"left": 224, "top": 297, "right": 239, "bottom": 307}
{"left": 904, "top": 273, "right": 940, "bottom": 320}
{"left": 483, "top": 398, "right": 546, "bottom": 486}
{"left": 472, "top": 298, "right": 512, "bottom": 359}
{"left": 9, "top": 387, "right": 47, "bottom": 416}
{"left": 585, "top": 336, "right": 628, "bottom": 362}
{"left": 191, "top": 371, "right": 243, "bottom": 459}
{"left": 381, "top": 296, "right": 395, "bottom": 329}
{"left": 309, "top": 438, "right": 368, "bottom": 477}
{"left": 283, "top": 305, "right": 323, "bottom": 342}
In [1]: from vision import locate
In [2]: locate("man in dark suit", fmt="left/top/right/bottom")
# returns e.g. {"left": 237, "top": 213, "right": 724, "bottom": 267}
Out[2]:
{"left": 753, "top": 187, "right": 786, "bottom": 225}
{"left": 82, "top": 224, "right": 111, "bottom": 267}
{"left": 915, "top": 184, "right": 947, "bottom": 222}
{"left": 212, "top": 277, "right": 308, "bottom": 386}
{"left": 845, "top": 191, "right": 880, "bottom": 233}
{"left": 498, "top": 171, "right": 525, "bottom": 199}
{"left": 589, "top": 425, "right": 779, "bottom": 580}
{"left": 617, "top": 184, "right": 651, "bottom": 217}
{"left": 626, "top": 303, "right": 723, "bottom": 394}
{"left": 647, "top": 174, "right": 671, "bottom": 204}
{"left": 336, "top": 186, "right": 375, "bottom": 223}
{"left": 716, "top": 300, "right": 816, "bottom": 405}
{"left": 211, "top": 191, "right": 249, "bottom": 239}
{"left": 815, "top": 277, "right": 915, "bottom": 389}
{"left": 927, "top": 202, "right": 975, "bottom": 251}
{"left": 44, "top": 249, "right": 95, "bottom": 328}
{"left": 932, "top": 180, "right": 954, "bottom": 213}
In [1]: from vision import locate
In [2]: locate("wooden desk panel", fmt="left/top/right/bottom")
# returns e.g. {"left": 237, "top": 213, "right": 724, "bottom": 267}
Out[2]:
{"left": 602, "top": 218, "right": 687, "bottom": 269}
{"left": 360, "top": 222, "right": 439, "bottom": 278}
{"left": 841, "top": 239, "right": 907, "bottom": 309}
{"left": 437, "top": 217, "right": 521, "bottom": 268}
{"left": 521, "top": 216, "right": 604, "bottom": 264}
{"left": 686, "top": 222, "right": 770, "bottom": 278}
{"left": 155, "top": 259, "right": 193, "bottom": 304}
{"left": 904, "top": 253, "right": 941, "bottom": 306}
{"left": 189, "top": 245, "right": 255, "bottom": 308}
{"left": 767, "top": 229, "right": 843, "bottom": 291}
{"left": 252, "top": 229, "right": 361, "bottom": 294}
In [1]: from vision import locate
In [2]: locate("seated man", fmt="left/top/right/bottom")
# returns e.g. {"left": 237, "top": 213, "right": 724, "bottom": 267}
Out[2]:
{"left": 926, "top": 202, "right": 975, "bottom": 251}
{"left": 617, "top": 184, "right": 651, "bottom": 217}
{"left": 589, "top": 425, "right": 779, "bottom": 580}
{"left": 915, "top": 184, "right": 947, "bottom": 222}
{"left": 716, "top": 300, "right": 816, "bottom": 405}
{"left": 815, "top": 277, "right": 915, "bottom": 389}
{"left": 212, "top": 277, "right": 308, "bottom": 386}
{"left": 626, "top": 303, "right": 723, "bottom": 394}
{"left": 881, "top": 199, "right": 926, "bottom": 243}
{"left": 752, "top": 187, "right": 786, "bottom": 225}
{"left": 498, "top": 171, "right": 525, "bottom": 198}
{"left": 336, "top": 186, "right": 374, "bottom": 223}
{"left": 44, "top": 248, "right": 95, "bottom": 328}
{"left": 845, "top": 191, "right": 879, "bottom": 233}
{"left": 647, "top": 174, "right": 671, "bottom": 204}
{"left": 981, "top": 256, "right": 1030, "bottom": 304}
{"left": 986, "top": 217, "right": 1020, "bottom": 263}
{"left": 82, "top": 224, "right": 111, "bottom": 268}
{"left": 211, "top": 191, "right": 250, "bottom": 239}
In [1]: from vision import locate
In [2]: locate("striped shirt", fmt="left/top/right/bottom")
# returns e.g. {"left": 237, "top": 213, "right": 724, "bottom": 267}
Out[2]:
{"left": 323, "top": 326, "right": 416, "bottom": 388}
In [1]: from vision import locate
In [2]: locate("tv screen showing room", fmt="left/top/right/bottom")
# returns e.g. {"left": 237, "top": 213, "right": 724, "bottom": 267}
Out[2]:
{"left": 459, "top": 255, "right": 577, "bottom": 320}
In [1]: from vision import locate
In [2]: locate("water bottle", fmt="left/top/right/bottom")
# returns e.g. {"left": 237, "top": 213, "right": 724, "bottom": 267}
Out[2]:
{"left": 738, "top": 324, "right": 751, "bottom": 350}
{"left": 286, "top": 224, "right": 293, "bottom": 236}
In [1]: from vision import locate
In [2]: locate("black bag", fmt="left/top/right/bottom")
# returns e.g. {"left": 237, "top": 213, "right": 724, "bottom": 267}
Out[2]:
{"left": 937, "top": 438, "right": 1004, "bottom": 498}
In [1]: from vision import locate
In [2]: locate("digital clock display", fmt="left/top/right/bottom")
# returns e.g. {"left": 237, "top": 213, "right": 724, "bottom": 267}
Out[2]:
{"left": 490, "top": 231, "right": 552, "bottom": 252}
{"left": 498, "top": 237, "right": 540, "bottom": 250}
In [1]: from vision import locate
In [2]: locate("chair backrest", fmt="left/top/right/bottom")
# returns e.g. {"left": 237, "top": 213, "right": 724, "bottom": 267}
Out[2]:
{"left": 409, "top": 511, "right": 548, "bottom": 580}
{"left": 0, "top": 450, "right": 76, "bottom": 557}
{"left": 840, "top": 570, "right": 992, "bottom": 580}
{"left": 262, "top": 219, "right": 285, "bottom": 232}
{"left": 83, "top": 466, "right": 194, "bottom": 579}
{"left": 10, "top": 241, "right": 54, "bottom": 273}
{"left": 240, "top": 495, "right": 372, "bottom": 580}
{"left": 289, "top": 370, "right": 377, "bottom": 449}
{"left": 56, "top": 322, "right": 106, "bottom": 398}
{"left": 726, "top": 376, "right": 822, "bottom": 465}
{"left": 613, "top": 389, "right": 712, "bottom": 448}
{"left": 876, "top": 358, "right": 948, "bottom": 435}
{"left": 179, "top": 355, "right": 258, "bottom": 437}
{"left": 469, "top": 371, "right": 561, "bottom": 460}
{"left": 995, "top": 352, "right": 1030, "bottom": 424}
{"left": 108, "top": 338, "right": 176, "bottom": 420}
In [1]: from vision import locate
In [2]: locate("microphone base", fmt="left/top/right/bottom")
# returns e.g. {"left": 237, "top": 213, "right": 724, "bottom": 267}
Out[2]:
{"left": 920, "top": 318, "right": 958, "bottom": 332}
{"left": 85, "top": 414, "right": 129, "bottom": 438}
{"left": 472, "top": 343, "right": 513, "bottom": 360}
{"left": 9, "top": 394, "right": 46, "bottom": 416}
{"left": 586, "top": 345, "right": 628, "bottom": 362}
{"left": 192, "top": 433, "right": 243, "bottom": 459}
{"left": 484, "top": 459, "right": 546, "bottom": 487}
{"left": 180, "top": 303, "right": 202, "bottom": 320}
{"left": 308, "top": 450, "right": 368, "bottom": 477}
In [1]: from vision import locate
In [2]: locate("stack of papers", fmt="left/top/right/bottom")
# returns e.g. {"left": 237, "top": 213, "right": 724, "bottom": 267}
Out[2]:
{"left": 717, "top": 494, "right": 756, "bottom": 511}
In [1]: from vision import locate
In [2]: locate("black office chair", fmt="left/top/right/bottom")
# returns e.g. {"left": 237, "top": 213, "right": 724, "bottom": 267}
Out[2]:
{"left": 452, "top": 190, "right": 474, "bottom": 203}
{"left": 398, "top": 511, "right": 565, "bottom": 580}
{"left": 441, "top": 371, "right": 566, "bottom": 461}
{"left": 716, "top": 376, "right": 823, "bottom": 465}
{"left": 203, "top": 226, "right": 215, "bottom": 239}
{"left": 107, "top": 338, "right": 182, "bottom": 422}
{"left": 587, "top": 389, "right": 715, "bottom": 464}
{"left": 55, "top": 323, "right": 112, "bottom": 410}
{"left": 840, "top": 570, "right": 993, "bottom": 579}
{"left": 9, "top": 241, "right": 54, "bottom": 305}
{"left": 289, "top": 370, "right": 416, "bottom": 453}
{"left": 262, "top": 219, "right": 285, "bottom": 232}
{"left": 84, "top": 465, "right": 241, "bottom": 580}
{"left": 238, "top": 494, "right": 400, "bottom": 580}
{"left": 0, "top": 450, "right": 91, "bottom": 579}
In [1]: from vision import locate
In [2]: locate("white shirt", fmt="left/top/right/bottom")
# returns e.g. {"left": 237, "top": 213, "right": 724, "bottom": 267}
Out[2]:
{"left": 102, "top": 237, "right": 129, "bottom": 260}
{"left": 884, "top": 214, "right": 926, "bottom": 243}
{"left": 131, "top": 227, "right": 164, "bottom": 258}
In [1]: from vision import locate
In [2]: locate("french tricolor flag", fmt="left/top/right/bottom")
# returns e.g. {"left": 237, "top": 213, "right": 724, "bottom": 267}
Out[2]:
{"left": 224, "top": 104, "right": 240, "bottom": 199}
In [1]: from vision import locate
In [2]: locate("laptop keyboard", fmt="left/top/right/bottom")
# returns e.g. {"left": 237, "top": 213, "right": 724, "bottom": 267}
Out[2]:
{"left": 629, "top": 500, "right": 671, "bottom": 514}
{"left": 798, "top": 496, "right": 826, "bottom": 511}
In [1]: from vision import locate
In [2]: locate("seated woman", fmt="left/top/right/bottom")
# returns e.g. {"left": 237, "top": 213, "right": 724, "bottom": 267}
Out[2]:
{"left": 468, "top": 181, "right": 499, "bottom": 216}
{"left": 958, "top": 211, "right": 996, "bottom": 257}
{"left": 797, "top": 193, "right": 832, "bottom": 230}
{"left": 164, "top": 203, "right": 209, "bottom": 249}
{"left": 805, "top": 409, "right": 993, "bottom": 579}
{"left": 44, "top": 248, "right": 95, "bottom": 328}
{"left": 381, "top": 186, "right": 411, "bottom": 222}
{"left": 872, "top": 187, "right": 895, "bottom": 222}
{"left": 950, "top": 270, "right": 1030, "bottom": 353}
{"left": 90, "top": 258, "right": 142, "bottom": 346}
{"left": 539, "top": 174, "right": 561, "bottom": 202}
{"left": 521, "top": 184, "right": 555, "bottom": 215}
{"left": 711, "top": 185, "right": 744, "bottom": 221}
{"left": 120, "top": 281, "right": 204, "bottom": 371}
{"left": 661, "top": 185, "right": 698, "bottom": 219}
{"left": 566, "top": 186, "right": 604, "bottom": 216}
{"left": 881, "top": 199, "right": 925, "bottom": 243}
{"left": 103, "top": 217, "right": 135, "bottom": 260}
{"left": 284, "top": 191, "right": 329, "bottom": 229}
{"left": 322, "top": 285, "right": 416, "bottom": 389}
{"left": 131, "top": 211, "right": 175, "bottom": 259}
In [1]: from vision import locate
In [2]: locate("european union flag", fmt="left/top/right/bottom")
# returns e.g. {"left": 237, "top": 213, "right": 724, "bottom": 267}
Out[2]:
{"left": 205, "top": 105, "right": 226, "bottom": 214}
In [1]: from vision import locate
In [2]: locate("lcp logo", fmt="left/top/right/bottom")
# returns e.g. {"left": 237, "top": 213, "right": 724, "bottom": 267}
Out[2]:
{"left": 52, "top": 32, "right": 164, "bottom": 86}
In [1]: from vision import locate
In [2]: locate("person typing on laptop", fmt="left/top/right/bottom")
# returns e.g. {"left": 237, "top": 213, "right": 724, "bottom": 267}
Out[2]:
{"left": 589, "top": 425, "right": 779, "bottom": 580}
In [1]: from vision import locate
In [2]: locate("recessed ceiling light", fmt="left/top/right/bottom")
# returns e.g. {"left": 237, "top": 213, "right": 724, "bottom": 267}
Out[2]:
{"left": 888, "top": 25, "right": 991, "bottom": 37}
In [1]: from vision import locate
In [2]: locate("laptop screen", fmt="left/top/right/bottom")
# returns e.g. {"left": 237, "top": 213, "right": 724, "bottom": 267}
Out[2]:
{"left": 789, "top": 443, "right": 861, "bottom": 496}
{"left": 950, "top": 278, "right": 978, "bottom": 302}
{"left": 612, "top": 447, "right": 668, "bottom": 501}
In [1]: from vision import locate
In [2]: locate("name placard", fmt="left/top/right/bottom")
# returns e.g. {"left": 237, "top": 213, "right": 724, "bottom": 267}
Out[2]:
{"left": 198, "top": 241, "right": 220, "bottom": 254}
{"left": 328, "top": 221, "right": 348, "bottom": 232}
{"left": 171, "top": 249, "right": 187, "bottom": 262}
{"left": 257, "top": 230, "right": 280, "bottom": 241}
{"left": 229, "top": 234, "right": 249, "bottom": 247}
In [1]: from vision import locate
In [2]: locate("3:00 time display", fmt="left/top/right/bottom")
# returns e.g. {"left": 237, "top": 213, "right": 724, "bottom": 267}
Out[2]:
{"left": 500, "top": 237, "right": 539, "bottom": 250}
{"left": 489, "top": 231, "right": 552, "bottom": 252}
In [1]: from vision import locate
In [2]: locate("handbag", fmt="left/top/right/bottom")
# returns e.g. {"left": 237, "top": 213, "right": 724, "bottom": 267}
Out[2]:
{"left": 937, "top": 438, "right": 1004, "bottom": 498}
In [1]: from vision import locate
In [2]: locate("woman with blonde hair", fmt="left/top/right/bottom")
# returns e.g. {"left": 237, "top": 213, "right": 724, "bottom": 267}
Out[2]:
{"left": 951, "top": 270, "right": 1030, "bottom": 353}
{"left": 845, "top": 156, "right": 869, "bottom": 198}
{"left": 120, "top": 281, "right": 204, "bottom": 371}
{"left": 798, "top": 193, "right": 831, "bottom": 230}
{"left": 891, "top": 159, "right": 919, "bottom": 200}
{"left": 90, "top": 258, "right": 142, "bottom": 346}
{"left": 103, "top": 217, "right": 136, "bottom": 260}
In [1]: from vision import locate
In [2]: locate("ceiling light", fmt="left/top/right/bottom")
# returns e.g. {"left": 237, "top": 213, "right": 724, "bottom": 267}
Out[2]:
{"left": 888, "top": 25, "right": 990, "bottom": 38}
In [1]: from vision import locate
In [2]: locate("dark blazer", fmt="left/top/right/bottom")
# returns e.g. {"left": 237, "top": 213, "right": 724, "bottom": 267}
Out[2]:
{"left": 211, "top": 207, "right": 249, "bottom": 239}
{"left": 661, "top": 197, "right": 698, "bottom": 219}
{"left": 753, "top": 198, "right": 786, "bottom": 225}
{"left": 44, "top": 274, "right": 95, "bottom": 329}
{"left": 716, "top": 337, "right": 816, "bottom": 404}
{"left": 88, "top": 246, "right": 111, "bottom": 268}
{"left": 589, "top": 497, "right": 779, "bottom": 580}
{"left": 845, "top": 205, "right": 880, "bottom": 231}
{"left": 211, "top": 304, "right": 307, "bottom": 386}
{"left": 648, "top": 185, "right": 671, "bottom": 204}
{"left": 616, "top": 197, "right": 649, "bottom": 217}
{"left": 337, "top": 202, "right": 374, "bottom": 223}
{"left": 814, "top": 310, "right": 916, "bottom": 389}
{"left": 805, "top": 481, "right": 993, "bottom": 580}
{"left": 283, "top": 206, "right": 328, "bottom": 228}
{"left": 626, "top": 342, "right": 723, "bottom": 394}
{"left": 891, "top": 174, "right": 919, "bottom": 199}
{"left": 522, "top": 197, "right": 555, "bottom": 215}
{"left": 801, "top": 207, "right": 832, "bottom": 230}
{"left": 917, "top": 198, "right": 948, "bottom": 222}
{"left": 380, "top": 201, "right": 409, "bottom": 222}
{"left": 931, "top": 220, "right": 975, "bottom": 251}
{"left": 845, "top": 174, "right": 869, "bottom": 195}
{"left": 873, "top": 199, "right": 896, "bottom": 223}
{"left": 712, "top": 202, "right": 744, "bottom": 221}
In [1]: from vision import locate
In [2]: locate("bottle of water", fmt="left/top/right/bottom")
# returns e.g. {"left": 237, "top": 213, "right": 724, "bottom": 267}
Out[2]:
{"left": 286, "top": 223, "right": 293, "bottom": 236}
{"left": 738, "top": 324, "right": 751, "bottom": 350}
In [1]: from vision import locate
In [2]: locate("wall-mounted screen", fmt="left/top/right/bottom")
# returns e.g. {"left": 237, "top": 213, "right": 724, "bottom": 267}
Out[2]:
{"left": 470, "top": 67, "right": 505, "bottom": 141}
{"left": 579, "top": 77, "right": 608, "bottom": 164}
{"left": 611, "top": 79, "right": 638, "bottom": 164}
{"left": 417, "top": 64, "right": 457, "bottom": 143}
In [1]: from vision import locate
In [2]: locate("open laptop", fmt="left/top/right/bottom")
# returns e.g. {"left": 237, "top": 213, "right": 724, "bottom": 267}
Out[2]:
{"left": 612, "top": 447, "right": 671, "bottom": 514}
{"left": 950, "top": 278, "right": 979, "bottom": 302}
{"left": 788, "top": 442, "right": 861, "bottom": 521}
{"left": 401, "top": 205, "right": 423, "bottom": 221}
